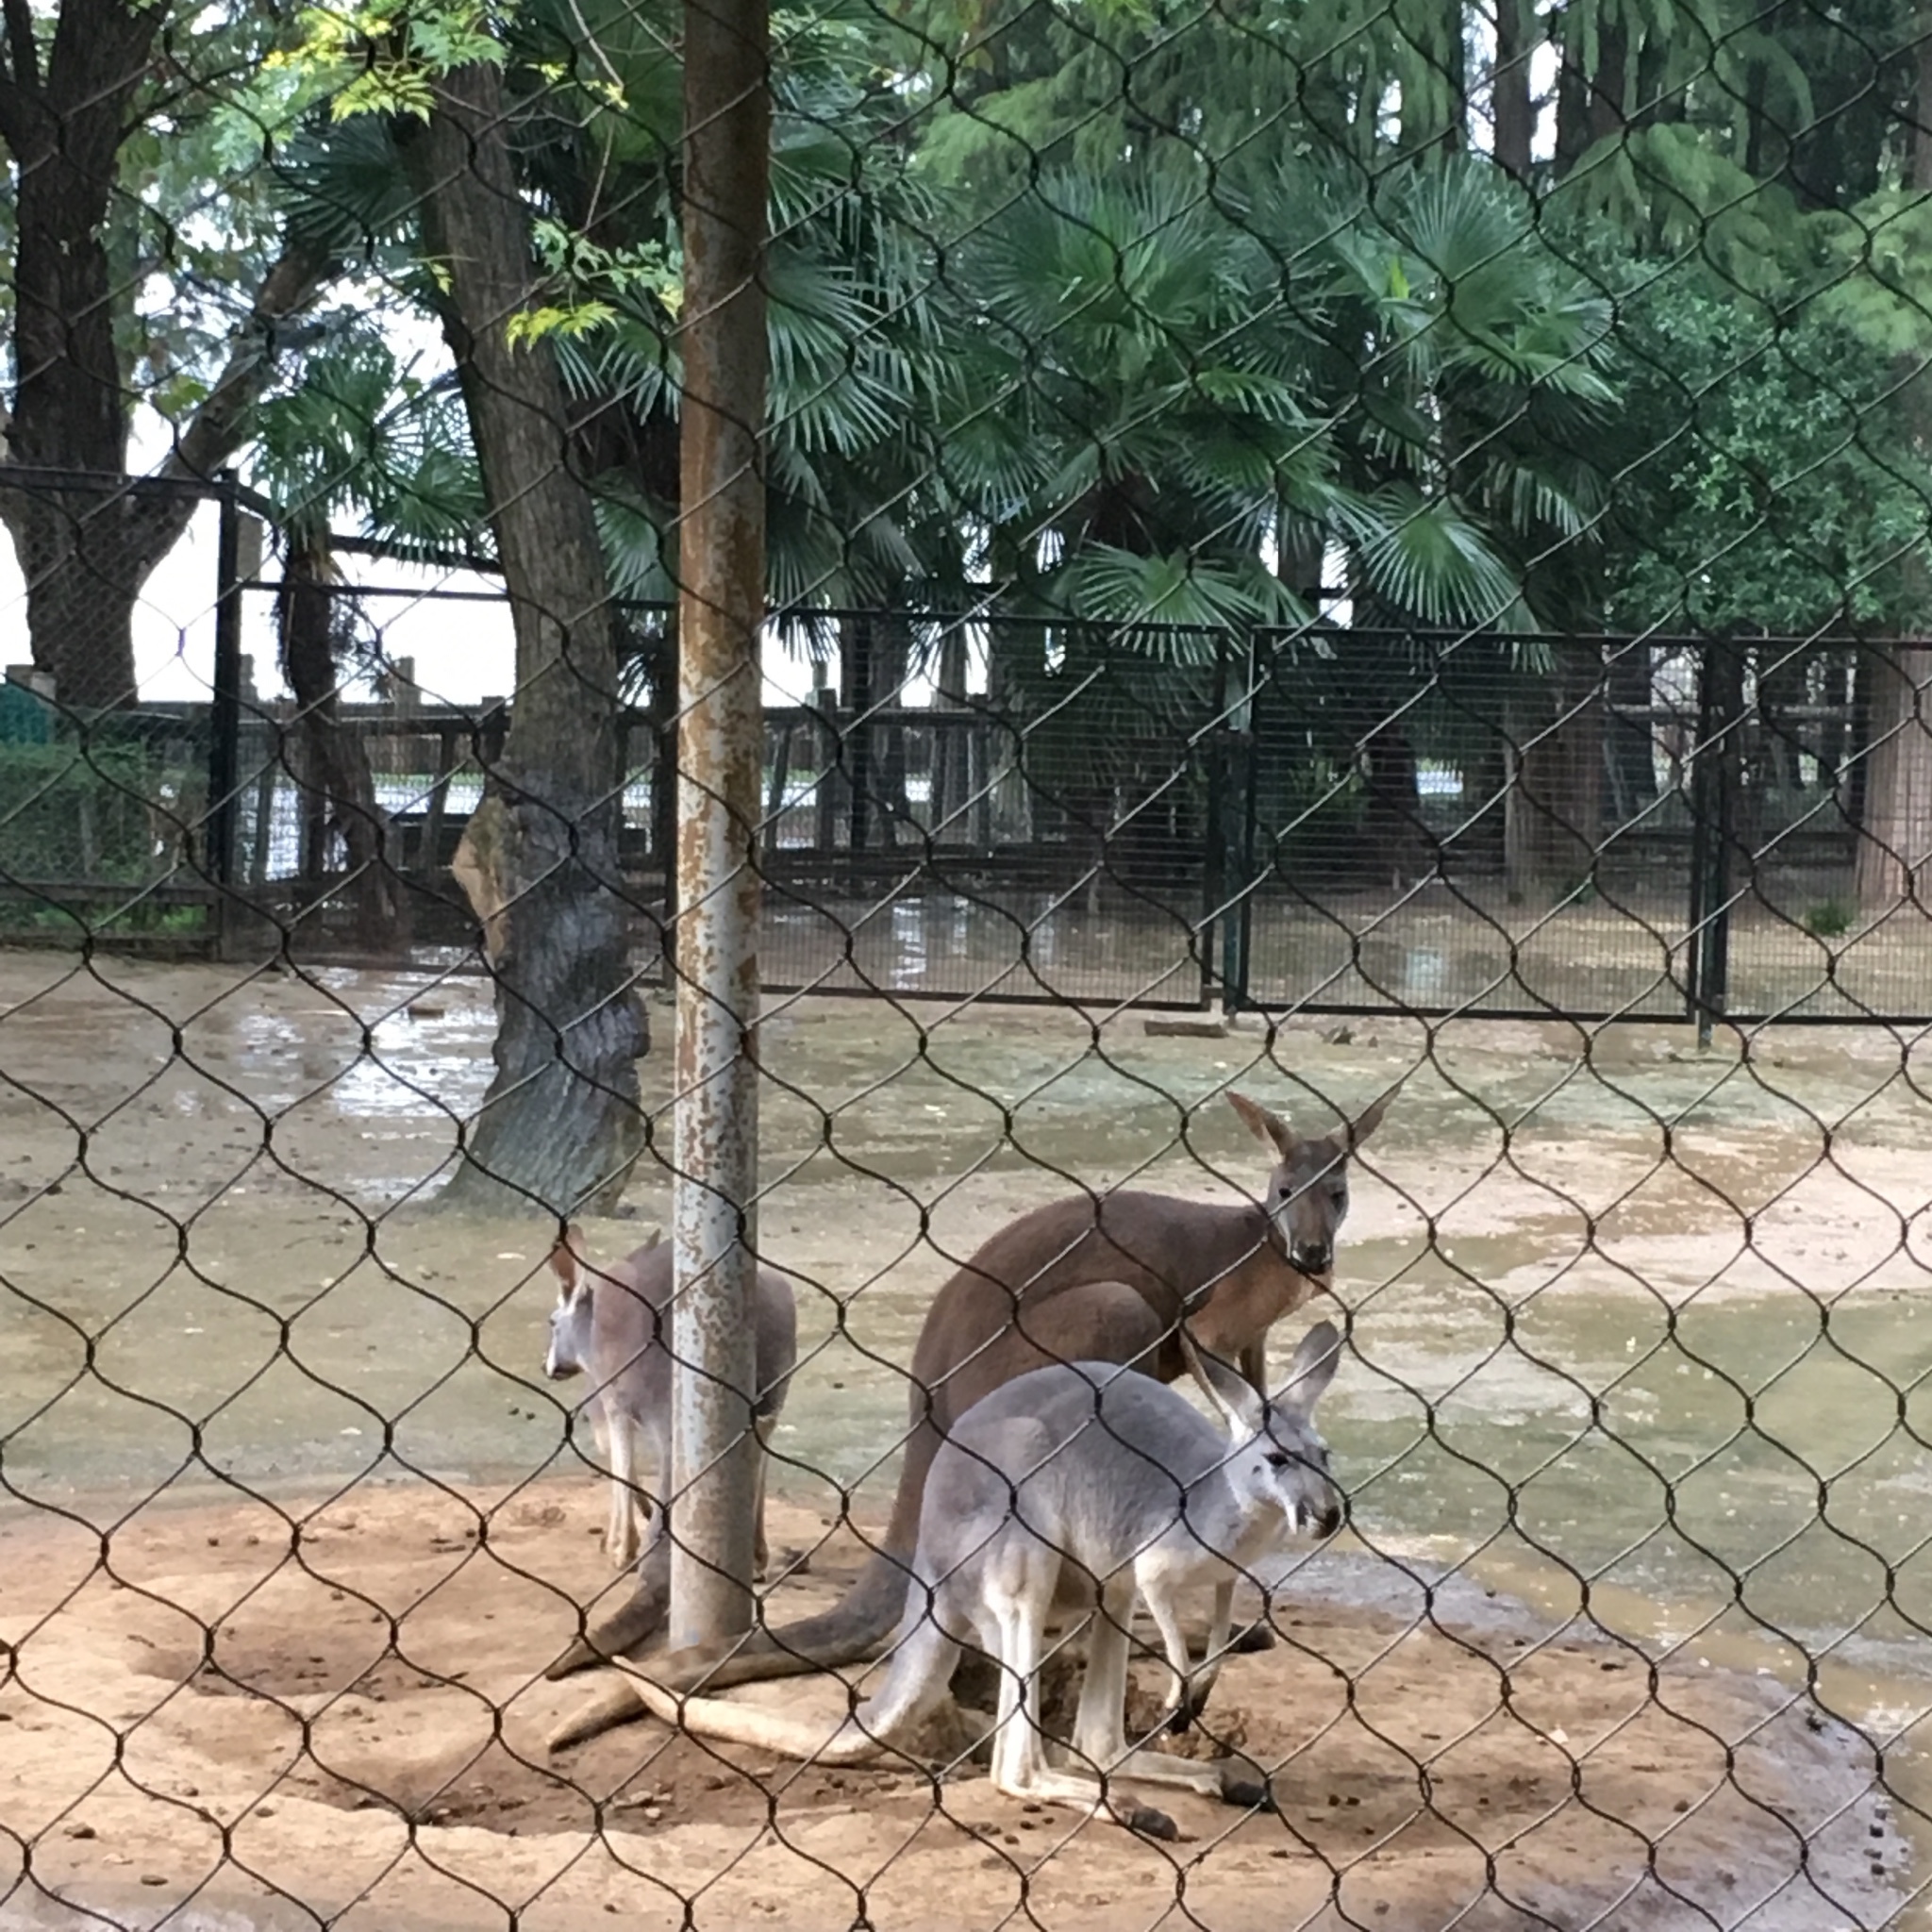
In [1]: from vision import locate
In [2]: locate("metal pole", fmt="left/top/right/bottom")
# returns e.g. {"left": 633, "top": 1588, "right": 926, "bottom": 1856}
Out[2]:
{"left": 670, "top": 0, "right": 771, "bottom": 1651}
{"left": 207, "top": 473, "right": 244, "bottom": 944}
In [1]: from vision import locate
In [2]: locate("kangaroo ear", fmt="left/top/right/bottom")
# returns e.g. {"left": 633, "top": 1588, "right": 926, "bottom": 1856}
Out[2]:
{"left": 1228, "top": 1091, "right": 1297, "bottom": 1160}
{"left": 1280, "top": 1320, "right": 1342, "bottom": 1411}
{"left": 642, "top": 1225, "right": 663, "bottom": 1251}
{"left": 1180, "top": 1328, "right": 1264, "bottom": 1435}
{"left": 549, "top": 1223, "right": 589, "bottom": 1293}
{"left": 1347, "top": 1088, "right": 1394, "bottom": 1151}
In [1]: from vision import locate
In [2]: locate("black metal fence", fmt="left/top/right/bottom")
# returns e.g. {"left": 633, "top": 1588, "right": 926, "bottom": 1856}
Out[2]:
{"left": 5, "top": 564, "right": 1929, "bottom": 1026}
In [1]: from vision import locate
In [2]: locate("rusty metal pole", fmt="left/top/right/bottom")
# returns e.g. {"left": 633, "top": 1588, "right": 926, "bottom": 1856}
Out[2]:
{"left": 669, "top": 0, "right": 770, "bottom": 1649}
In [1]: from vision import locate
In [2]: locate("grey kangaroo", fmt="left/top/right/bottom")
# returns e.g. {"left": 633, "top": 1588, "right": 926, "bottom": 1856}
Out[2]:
{"left": 544, "top": 1226, "right": 799, "bottom": 1577}
{"left": 552, "top": 1088, "right": 1388, "bottom": 1746}
{"left": 619, "top": 1319, "right": 1344, "bottom": 1833}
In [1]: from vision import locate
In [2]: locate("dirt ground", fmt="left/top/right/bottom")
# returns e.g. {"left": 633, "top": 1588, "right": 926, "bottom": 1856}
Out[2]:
{"left": 0, "top": 1477, "right": 1905, "bottom": 1932}
{"left": 2, "top": 950, "right": 1929, "bottom": 1930}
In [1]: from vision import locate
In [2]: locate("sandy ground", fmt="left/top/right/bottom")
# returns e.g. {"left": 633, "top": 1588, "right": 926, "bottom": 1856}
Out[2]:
{"left": 0, "top": 1479, "right": 1907, "bottom": 1932}
{"left": 4, "top": 950, "right": 1931, "bottom": 1929}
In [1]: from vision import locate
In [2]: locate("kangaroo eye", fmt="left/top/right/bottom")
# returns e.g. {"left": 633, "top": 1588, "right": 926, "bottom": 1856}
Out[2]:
{"left": 1265, "top": 1451, "right": 1291, "bottom": 1470}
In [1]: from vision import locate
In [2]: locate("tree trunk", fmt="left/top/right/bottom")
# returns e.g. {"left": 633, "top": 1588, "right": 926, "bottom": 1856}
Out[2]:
{"left": 1854, "top": 645, "right": 1932, "bottom": 913}
{"left": 1855, "top": 19, "right": 1932, "bottom": 915}
{"left": 1396, "top": 0, "right": 1467, "bottom": 156}
{"left": 1491, "top": 0, "right": 1536, "bottom": 178}
{"left": 277, "top": 532, "right": 405, "bottom": 949}
{"left": 1360, "top": 714, "right": 1431, "bottom": 886}
{"left": 403, "top": 61, "right": 645, "bottom": 1220}
{"left": 1507, "top": 643, "right": 1607, "bottom": 895}
{"left": 0, "top": 0, "right": 158, "bottom": 705}
{"left": 1605, "top": 639, "right": 1658, "bottom": 825}
{"left": 932, "top": 630, "right": 971, "bottom": 839}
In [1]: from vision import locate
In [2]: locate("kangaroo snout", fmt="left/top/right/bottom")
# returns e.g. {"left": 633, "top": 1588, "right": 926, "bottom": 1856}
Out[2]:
{"left": 1290, "top": 1241, "right": 1333, "bottom": 1276}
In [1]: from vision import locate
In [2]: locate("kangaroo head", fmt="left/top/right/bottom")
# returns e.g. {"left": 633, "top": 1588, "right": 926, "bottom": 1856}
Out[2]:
{"left": 1184, "top": 1322, "right": 1344, "bottom": 1540}
{"left": 1228, "top": 1090, "right": 1390, "bottom": 1284}
{"left": 544, "top": 1223, "right": 593, "bottom": 1380}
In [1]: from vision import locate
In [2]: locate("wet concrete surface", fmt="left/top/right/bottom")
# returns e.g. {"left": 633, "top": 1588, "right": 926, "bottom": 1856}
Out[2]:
{"left": 3, "top": 951, "right": 1931, "bottom": 1924}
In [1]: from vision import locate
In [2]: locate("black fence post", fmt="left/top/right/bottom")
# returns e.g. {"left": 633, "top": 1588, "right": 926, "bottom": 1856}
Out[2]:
{"left": 846, "top": 612, "right": 874, "bottom": 854}
{"left": 1687, "top": 635, "right": 1740, "bottom": 1044}
{"left": 1219, "top": 630, "right": 1258, "bottom": 1012}
{"left": 206, "top": 472, "right": 243, "bottom": 953}
{"left": 1201, "top": 631, "right": 1227, "bottom": 1009}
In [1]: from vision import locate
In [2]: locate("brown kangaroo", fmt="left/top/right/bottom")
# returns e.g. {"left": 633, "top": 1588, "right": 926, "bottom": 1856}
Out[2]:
{"left": 546, "top": 1086, "right": 1390, "bottom": 1750}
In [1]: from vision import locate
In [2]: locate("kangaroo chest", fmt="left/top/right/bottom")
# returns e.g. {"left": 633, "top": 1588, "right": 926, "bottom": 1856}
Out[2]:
{"left": 1182, "top": 1246, "right": 1315, "bottom": 1357}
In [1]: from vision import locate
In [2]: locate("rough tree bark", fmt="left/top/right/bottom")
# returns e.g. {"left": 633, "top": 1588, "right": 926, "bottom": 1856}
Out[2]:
{"left": 1394, "top": 0, "right": 1467, "bottom": 157}
{"left": 1855, "top": 655, "right": 1932, "bottom": 911}
{"left": 402, "top": 61, "right": 645, "bottom": 1219}
{"left": 1507, "top": 641, "right": 1607, "bottom": 895}
{"left": 277, "top": 532, "right": 406, "bottom": 951}
{"left": 0, "top": 0, "right": 334, "bottom": 707}
{"left": 1854, "top": 22, "right": 1932, "bottom": 916}
{"left": 1491, "top": 0, "right": 1536, "bottom": 179}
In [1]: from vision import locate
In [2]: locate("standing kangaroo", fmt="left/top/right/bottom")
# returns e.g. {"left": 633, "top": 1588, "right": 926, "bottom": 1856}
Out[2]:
{"left": 620, "top": 1324, "right": 1344, "bottom": 1835}
{"left": 548, "top": 1087, "right": 1387, "bottom": 1746}
{"left": 544, "top": 1226, "right": 799, "bottom": 1577}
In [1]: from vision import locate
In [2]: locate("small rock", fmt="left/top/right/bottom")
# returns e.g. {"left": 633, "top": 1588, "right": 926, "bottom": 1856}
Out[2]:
{"left": 62, "top": 1824, "right": 96, "bottom": 1840}
{"left": 140, "top": 1874, "right": 167, "bottom": 1887}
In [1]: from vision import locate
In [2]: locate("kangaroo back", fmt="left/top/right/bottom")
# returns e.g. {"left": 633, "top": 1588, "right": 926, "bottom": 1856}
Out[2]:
{"left": 587, "top": 1241, "right": 797, "bottom": 1424}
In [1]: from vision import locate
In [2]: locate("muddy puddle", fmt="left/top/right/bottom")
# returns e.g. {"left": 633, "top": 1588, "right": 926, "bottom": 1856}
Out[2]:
{"left": 3, "top": 952, "right": 1931, "bottom": 1924}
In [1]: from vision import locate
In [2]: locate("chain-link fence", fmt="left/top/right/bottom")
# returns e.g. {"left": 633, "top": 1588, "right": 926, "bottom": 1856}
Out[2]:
{"left": 8, "top": 0, "right": 1932, "bottom": 1926}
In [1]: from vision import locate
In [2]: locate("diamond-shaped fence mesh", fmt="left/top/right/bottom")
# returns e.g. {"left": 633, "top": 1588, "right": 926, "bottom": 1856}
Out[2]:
{"left": 6, "top": 0, "right": 1932, "bottom": 1927}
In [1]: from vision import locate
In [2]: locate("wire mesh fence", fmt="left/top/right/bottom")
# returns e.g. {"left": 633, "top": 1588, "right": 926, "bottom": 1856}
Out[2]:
{"left": 7, "top": 0, "right": 1932, "bottom": 1924}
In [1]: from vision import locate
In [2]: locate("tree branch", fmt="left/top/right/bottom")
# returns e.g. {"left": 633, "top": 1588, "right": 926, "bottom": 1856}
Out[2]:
{"left": 158, "top": 225, "right": 340, "bottom": 484}
{"left": 2, "top": 0, "right": 39, "bottom": 100}
{"left": 103, "top": 224, "right": 342, "bottom": 582}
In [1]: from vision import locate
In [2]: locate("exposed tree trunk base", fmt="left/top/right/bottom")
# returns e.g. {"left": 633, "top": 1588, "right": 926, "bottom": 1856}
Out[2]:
{"left": 436, "top": 783, "right": 646, "bottom": 1219}
{"left": 280, "top": 537, "right": 408, "bottom": 950}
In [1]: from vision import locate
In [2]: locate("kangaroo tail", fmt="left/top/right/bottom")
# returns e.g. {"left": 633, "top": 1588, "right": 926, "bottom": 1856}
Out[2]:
{"left": 614, "top": 1579, "right": 959, "bottom": 1765}
{"left": 547, "top": 1420, "right": 942, "bottom": 1750}
{"left": 545, "top": 1541, "right": 915, "bottom": 1751}
{"left": 622, "top": 1674, "right": 885, "bottom": 1763}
